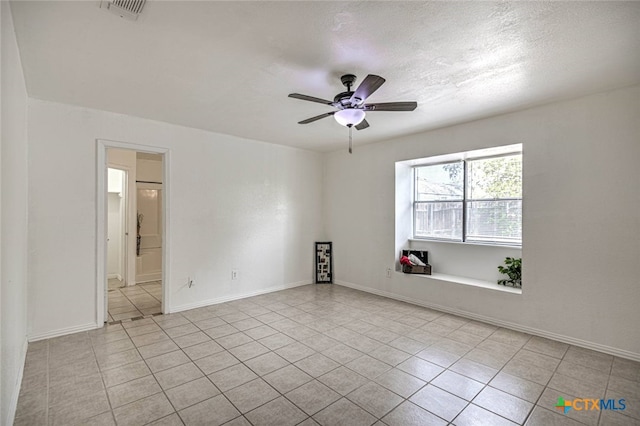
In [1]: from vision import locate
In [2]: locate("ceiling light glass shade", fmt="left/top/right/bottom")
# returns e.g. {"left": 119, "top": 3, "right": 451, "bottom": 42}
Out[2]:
{"left": 334, "top": 108, "right": 366, "bottom": 127}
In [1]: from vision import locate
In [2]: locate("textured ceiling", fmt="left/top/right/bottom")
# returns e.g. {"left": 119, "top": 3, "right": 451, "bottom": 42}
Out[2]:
{"left": 10, "top": 1, "right": 640, "bottom": 152}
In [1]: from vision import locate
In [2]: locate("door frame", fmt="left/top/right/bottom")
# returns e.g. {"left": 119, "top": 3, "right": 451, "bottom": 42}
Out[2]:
{"left": 96, "top": 139, "right": 171, "bottom": 326}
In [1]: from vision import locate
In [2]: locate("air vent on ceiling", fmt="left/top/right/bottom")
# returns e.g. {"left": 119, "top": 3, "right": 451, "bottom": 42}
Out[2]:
{"left": 100, "top": 0, "right": 146, "bottom": 21}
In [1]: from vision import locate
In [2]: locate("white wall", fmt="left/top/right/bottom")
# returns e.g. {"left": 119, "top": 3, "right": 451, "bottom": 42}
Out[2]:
{"left": 137, "top": 157, "right": 163, "bottom": 183}
{"left": 325, "top": 85, "right": 640, "bottom": 359}
{"left": 1, "top": 2, "right": 29, "bottom": 424}
{"left": 27, "top": 99, "right": 324, "bottom": 338}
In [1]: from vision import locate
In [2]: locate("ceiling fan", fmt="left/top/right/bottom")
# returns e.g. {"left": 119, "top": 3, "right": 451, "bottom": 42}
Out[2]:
{"left": 288, "top": 74, "right": 417, "bottom": 153}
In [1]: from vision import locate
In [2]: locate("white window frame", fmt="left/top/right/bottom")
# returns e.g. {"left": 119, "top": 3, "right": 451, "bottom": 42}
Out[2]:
{"left": 412, "top": 145, "right": 522, "bottom": 247}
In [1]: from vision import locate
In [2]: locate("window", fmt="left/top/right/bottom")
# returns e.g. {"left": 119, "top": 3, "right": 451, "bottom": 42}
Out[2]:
{"left": 414, "top": 152, "right": 522, "bottom": 245}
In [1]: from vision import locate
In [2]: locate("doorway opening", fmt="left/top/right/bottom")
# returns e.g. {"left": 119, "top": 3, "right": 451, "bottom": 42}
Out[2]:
{"left": 97, "top": 140, "right": 169, "bottom": 326}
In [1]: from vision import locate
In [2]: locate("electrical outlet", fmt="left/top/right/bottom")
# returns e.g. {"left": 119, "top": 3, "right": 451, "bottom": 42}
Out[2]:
{"left": 231, "top": 269, "right": 238, "bottom": 280}
{"left": 386, "top": 268, "right": 392, "bottom": 278}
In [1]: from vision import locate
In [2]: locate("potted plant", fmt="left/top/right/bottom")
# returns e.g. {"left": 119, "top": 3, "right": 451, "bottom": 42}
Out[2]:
{"left": 498, "top": 257, "right": 522, "bottom": 288}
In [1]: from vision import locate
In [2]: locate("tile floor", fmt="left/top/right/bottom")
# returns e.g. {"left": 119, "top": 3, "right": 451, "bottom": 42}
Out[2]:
{"left": 14, "top": 284, "right": 640, "bottom": 426}
{"left": 108, "top": 279, "right": 162, "bottom": 322}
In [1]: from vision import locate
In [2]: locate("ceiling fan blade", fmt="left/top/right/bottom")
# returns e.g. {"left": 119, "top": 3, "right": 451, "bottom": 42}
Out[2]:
{"left": 349, "top": 74, "right": 386, "bottom": 105}
{"left": 365, "top": 101, "right": 417, "bottom": 111}
{"left": 288, "top": 93, "right": 334, "bottom": 106}
{"left": 355, "top": 119, "right": 370, "bottom": 131}
{"left": 298, "top": 112, "right": 335, "bottom": 124}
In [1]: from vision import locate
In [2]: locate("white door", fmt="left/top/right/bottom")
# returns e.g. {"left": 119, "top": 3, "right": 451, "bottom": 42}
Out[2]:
{"left": 106, "top": 168, "right": 128, "bottom": 322}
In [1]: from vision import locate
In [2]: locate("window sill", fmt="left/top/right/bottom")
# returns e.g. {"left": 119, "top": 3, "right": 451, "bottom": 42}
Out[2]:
{"left": 403, "top": 272, "right": 522, "bottom": 294}
{"left": 409, "top": 238, "right": 522, "bottom": 250}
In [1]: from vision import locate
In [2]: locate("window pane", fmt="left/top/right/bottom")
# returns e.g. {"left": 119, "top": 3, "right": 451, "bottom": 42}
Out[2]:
{"left": 414, "top": 202, "right": 463, "bottom": 240}
{"left": 467, "top": 155, "right": 522, "bottom": 200}
{"left": 415, "top": 163, "right": 463, "bottom": 201}
{"left": 466, "top": 200, "right": 522, "bottom": 244}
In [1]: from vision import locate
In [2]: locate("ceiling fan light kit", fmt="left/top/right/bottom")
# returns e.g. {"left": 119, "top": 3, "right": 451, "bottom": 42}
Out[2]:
{"left": 288, "top": 74, "right": 417, "bottom": 153}
{"left": 334, "top": 108, "right": 366, "bottom": 127}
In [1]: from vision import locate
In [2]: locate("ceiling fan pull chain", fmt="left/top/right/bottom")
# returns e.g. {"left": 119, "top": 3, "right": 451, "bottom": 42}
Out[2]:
{"left": 348, "top": 125, "right": 353, "bottom": 154}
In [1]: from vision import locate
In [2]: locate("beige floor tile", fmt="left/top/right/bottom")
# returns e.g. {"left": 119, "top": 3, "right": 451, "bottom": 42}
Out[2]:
{"left": 216, "top": 332, "right": 254, "bottom": 349}
{"left": 410, "top": 384, "right": 467, "bottom": 422}
{"left": 487, "top": 328, "right": 531, "bottom": 348}
{"left": 523, "top": 336, "right": 570, "bottom": 359}
{"left": 106, "top": 375, "right": 162, "bottom": 408}
{"left": 96, "top": 348, "right": 143, "bottom": 371}
{"left": 224, "top": 378, "right": 280, "bottom": 413}
{"left": 415, "top": 347, "right": 461, "bottom": 368}
{"left": 369, "top": 345, "right": 411, "bottom": 366}
{"left": 285, "top": 380, "right": 341, "bottom": 416}
{"left": 244, "top": 324, "right": 278, "bottom": 340}
{"left": 453, "top": 404, "right": 518, "bottom": 426}
{"left": 245, "top": 396, "right": 308, "bottom": 426}
{"left": 313, "top": 398, "right": 377, "bottom": 426}
{"left": 244, "top": 351, "right": 290, "bottom": 376}
{"left": 146, "top": 350, "right": 191, "bottom": 373}
{"left": 488, "top": 372, "right": 545, "bottom": 403}
{"left": 275, "top": 341, "right": 316, "bottom": 363}
{"left": 345, "top": 354, "right": 392, "bottom": 379}
{"left": 431, "top": 370, "right": 484, "bottom": 401}
{"left": 138, "top": 340, "right": 180, "bottom": 359}
{"left": 48, "top": 390, "right": 111, "bottom": 426}
{"left": 449, "top": 358, "right": 498, "bottom": 383}
{"left": 264, "top": 364, "right": 313, "bottom": 393}
{"left": 208, "top": 363, "right": 258, "bottom": 392}
{"left": 473, "top": 386, "right": 533, "bottom": 424}
{"left": 318, "top": 366, "right": 369, "bottom": 396}
{"left": 182, "top": 339, "right": 224, "bottom": 360}
{"left": 203, "top": 324, "right": 240, "bottom": 339}
{"left": 178, "top": 394, "right": 240, "bottom": 426}
{"left": 155, "top": 362, "right": 203, "bottom": 390}
{"left": 397, "top": 357, "right": 445, "bottom": 382}
{"left": 164, "top": 376, "right": 220, "bottom": 411}
{"left": 374, "top": 368, "right": 426, "bottom": 398}
{"left": 258, "top": 332, "right": 297, "bottom": 350}
{"left": 388, "top": 336, "right": 428, "bottom": 355}
{"left": 16, "top": 284, "right": 639, "bottom": 426}
{"left": 194, "top": 350, "right": 240, "bottom": 375}
{"left": 101, "top": 360, "right": 151, "bottom": 388}
{"left": 322, "top": 343, "right": 363, "bottom": 364}
{"left": 294, "top": 353, "right": 340, "bottom": 377}
{"left": 382, "top": 401, "right": 447, "bottom": 426}
{"left": 228, "top": 340, "right": 270, "bottom": 361}
{"left": 503, "top": 357, "right": 555, "bottom": 386}
{"left": 564, "top": 346, "right": 614, "bottom": 372}
{"left": 347, "top": 381, "right": 403, "bottom": 418}
{"left": 172, "top": 331, "right": 211, "bottom": 349}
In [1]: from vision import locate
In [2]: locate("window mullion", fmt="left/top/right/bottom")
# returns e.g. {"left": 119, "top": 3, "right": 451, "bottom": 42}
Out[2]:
{"left": 462, "top": 160, "right": 468, "bottom": 242}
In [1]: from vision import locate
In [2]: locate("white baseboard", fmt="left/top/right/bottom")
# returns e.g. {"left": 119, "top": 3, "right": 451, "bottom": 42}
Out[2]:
{"left": 4, "top": 338, "right": 28, "bottom": 426}
{"left": 171, "top": 281, "right": 310, "bottom": 313}
{"left": 28, "top": 322, "right": 98, "bottom": 342}
{"left": 335, "top": 280, "right": 640, "bottom": 362}
{"left": 107, "top": 273, "right": 122, "bottom": 281}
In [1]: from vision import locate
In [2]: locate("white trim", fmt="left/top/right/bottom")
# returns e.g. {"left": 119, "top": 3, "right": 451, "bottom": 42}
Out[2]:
{"left": 28, "top": 322, "right": 98, "bottom": 342}
{"left": 107, "top": 274, "right": 123, "bottom": 281}
{"left": 171, "top": 281, "right": 310, "bottom": 313}
{"left": 96, "top": 139, "right": 171, "bottom": 329}
{"left": 404, "top": 272, "right": 522, "bottom": 294}
{"left": 335, "top": 280, "right": 640, "bottom": 362}
{"left": 4, "top": 339, "right": 28, "bottom": 426}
